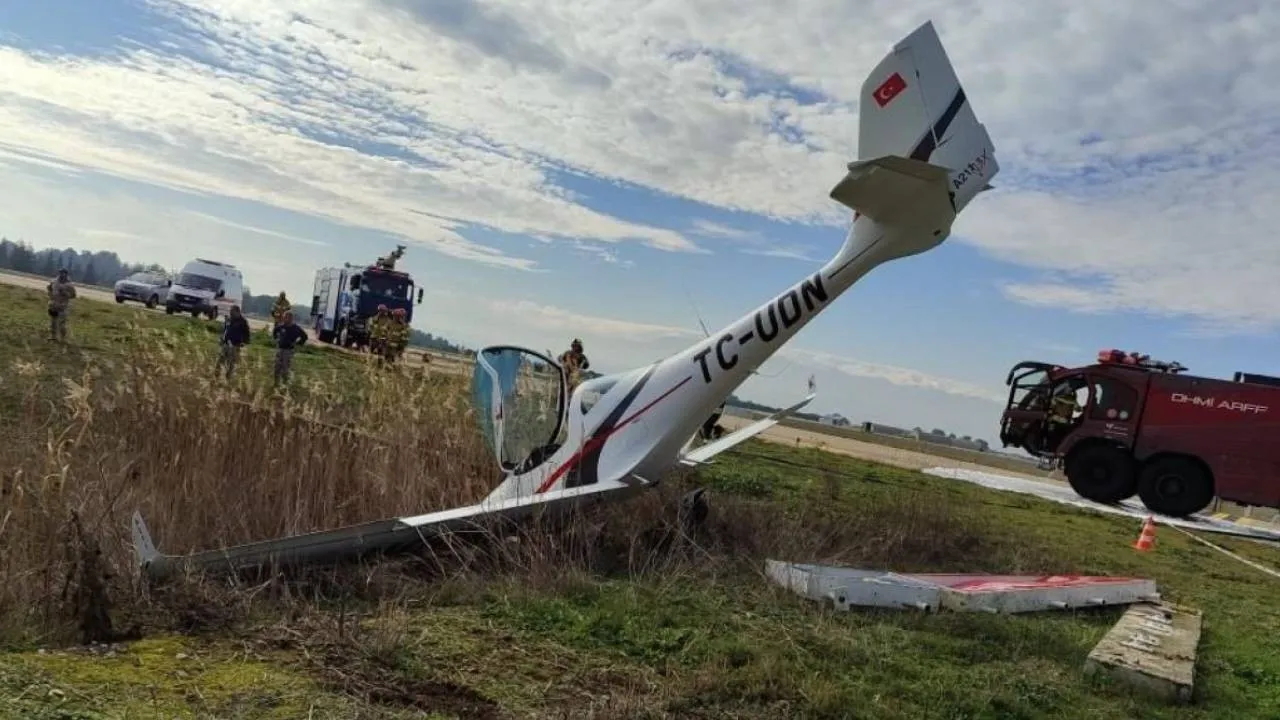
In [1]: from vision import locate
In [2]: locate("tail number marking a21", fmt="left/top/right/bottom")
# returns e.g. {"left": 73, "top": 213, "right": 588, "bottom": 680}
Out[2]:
{"left": 951, "top": 148, "right": 989, "bottom": 191}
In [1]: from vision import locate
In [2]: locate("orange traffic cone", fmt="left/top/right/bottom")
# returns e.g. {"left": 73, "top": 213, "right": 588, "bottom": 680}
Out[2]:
{"left": 1133, "top": 516, "right": 1157, "bottom": 551}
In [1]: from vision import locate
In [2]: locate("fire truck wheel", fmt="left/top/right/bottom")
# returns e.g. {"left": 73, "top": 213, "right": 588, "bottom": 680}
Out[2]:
{"left": 1064, "top": 443, "right": 1136, "bottom": 504}
{"left": 1137, "top": 457, "right": 1213, "bottom": 518}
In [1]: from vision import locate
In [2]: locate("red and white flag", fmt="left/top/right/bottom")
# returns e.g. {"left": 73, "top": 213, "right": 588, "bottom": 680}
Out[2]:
{"left": 872, "top": 72, "right": 907, "bottom": 107}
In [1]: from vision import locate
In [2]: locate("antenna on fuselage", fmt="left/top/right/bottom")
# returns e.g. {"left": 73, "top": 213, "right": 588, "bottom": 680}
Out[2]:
{"left": 680, "top": 283, "right": 791, "bottom": 379}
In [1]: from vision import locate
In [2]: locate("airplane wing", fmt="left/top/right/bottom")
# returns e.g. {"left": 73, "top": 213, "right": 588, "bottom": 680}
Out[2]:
{"left": 132, "top": 472, "right": 657, "bottom": 581}
{"left": 679, "top": 393, "right": 816, "bottom": 466}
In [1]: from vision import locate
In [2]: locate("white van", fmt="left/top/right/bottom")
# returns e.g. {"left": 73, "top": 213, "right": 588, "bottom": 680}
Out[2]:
{"left": 164, "top": 258, "right": 244, "bottom": 320}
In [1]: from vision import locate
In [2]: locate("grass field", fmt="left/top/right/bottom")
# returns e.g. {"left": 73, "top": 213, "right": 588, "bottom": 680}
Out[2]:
{"left": 3, "top": 283, "right": 1280, "bottom": 719}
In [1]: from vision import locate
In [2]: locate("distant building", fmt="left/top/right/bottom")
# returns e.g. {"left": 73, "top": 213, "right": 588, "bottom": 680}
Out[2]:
{"left": 819, "top": 413, "right": 851, "bottom": 427}
{"left": 911, "top": 428, "right": 989, "bottom": 452}
{"left": 860, "top": 422, "right": 914, "bottom": 438}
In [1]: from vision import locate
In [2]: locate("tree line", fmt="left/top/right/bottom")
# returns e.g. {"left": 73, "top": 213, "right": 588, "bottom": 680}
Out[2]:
{"left": 0, "top": 238, "right": 166, "bottom": 287}
{"left": 0, "top": 238, "right": 470, "bottom": 355}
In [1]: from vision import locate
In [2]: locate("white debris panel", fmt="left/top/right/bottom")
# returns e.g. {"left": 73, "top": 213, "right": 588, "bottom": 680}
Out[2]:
{"left": 765, "top": 560, "right": 1159, "bottom": 614}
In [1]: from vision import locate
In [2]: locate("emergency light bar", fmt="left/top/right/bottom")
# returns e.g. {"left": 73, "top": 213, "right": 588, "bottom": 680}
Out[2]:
{"left": 1097, "top": 348, "right": 1187, "bottom": 374}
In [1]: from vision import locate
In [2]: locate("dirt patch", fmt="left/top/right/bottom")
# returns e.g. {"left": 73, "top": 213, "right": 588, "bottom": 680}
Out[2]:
{"left": 257, "top": 619, "right": 505, "bottom": 720}
{"left": 313, "top": 650, "right": 502, "bottom": 719}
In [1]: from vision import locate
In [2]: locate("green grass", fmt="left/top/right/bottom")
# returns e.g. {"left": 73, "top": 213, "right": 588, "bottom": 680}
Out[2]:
{"left": 3, "top": 282, "right": 1280, "bottom": 719}
{"left": 0, "top": 283, "right": 390, "bottom": 422}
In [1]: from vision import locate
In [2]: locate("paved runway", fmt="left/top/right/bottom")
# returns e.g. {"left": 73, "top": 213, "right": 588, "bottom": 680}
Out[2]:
{"left": 922, "top": 467, "right": 1280, "bottom": 542}
{"left": 718, "top": 413, "right": 1052, "bottom": 482}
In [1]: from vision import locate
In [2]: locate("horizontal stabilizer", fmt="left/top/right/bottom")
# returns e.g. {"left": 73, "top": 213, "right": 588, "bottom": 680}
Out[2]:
{"left": 829, "top": 155, "right": 954, "bottom": 222}
{"left": 680, "top": 393, "right": 816, "bottom": 466}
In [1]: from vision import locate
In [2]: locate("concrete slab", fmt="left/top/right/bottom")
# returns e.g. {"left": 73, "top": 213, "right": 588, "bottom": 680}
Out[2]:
{"left": 1084, "top": 602, "right": 1202, "bottom": 705}
{"left": 922, "top": 466, "right": 1280, "bottom": 543}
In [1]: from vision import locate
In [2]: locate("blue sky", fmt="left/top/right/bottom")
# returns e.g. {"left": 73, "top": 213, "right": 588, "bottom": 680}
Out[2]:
{"left": 1, "top": 0, "right": 1277, "bottom": 446}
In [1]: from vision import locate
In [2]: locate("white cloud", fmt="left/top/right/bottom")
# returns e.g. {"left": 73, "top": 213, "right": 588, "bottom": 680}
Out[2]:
{"left": 1, "top": 0, "right": 1277, "bottom": 439}
{"left": 782, "top": 348, "right": 1004, "bottom": 404}
{"left": 0, "top": 167, "right": 328, "bottom": 292}
{"left": 689, "top": 220, "right": 755, "bottom": 241}
{"left": 1, "top": 0, "right": 1274, "bottom": 330}
{"left": 187, "top": 212, "right": 329, "bottom": 248}
{"left": 429, "top": 288, "right": 999, "bottom": 403}
{"left": 490, "top": 298, "right": 702, "bottom": 342}
{"left": 689, "top": 219, "right": 816, "bottom": 261}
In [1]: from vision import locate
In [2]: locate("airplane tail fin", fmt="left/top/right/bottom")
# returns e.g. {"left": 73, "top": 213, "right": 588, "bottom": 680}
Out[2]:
{"left": 132, "top": 511, "right": 159, "bottom": 567}
{"left": 827, "top": 21, "right": 998, "bottom": 263}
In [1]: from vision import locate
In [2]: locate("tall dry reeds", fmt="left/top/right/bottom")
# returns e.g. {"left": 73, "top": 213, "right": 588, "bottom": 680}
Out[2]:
{"left": 0, "top": 322, "right": 1018, "bottom": 648}
{"left": 0, "top": 326, "right": 497, "bottom": 645}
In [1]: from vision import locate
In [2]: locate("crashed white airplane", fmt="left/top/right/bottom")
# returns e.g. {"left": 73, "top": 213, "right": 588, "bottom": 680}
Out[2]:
{"left": 132, "top": 20, "right": 1000, "bottom": 581}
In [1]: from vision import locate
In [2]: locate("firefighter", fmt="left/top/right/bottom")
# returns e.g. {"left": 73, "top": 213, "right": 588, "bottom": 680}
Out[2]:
{"left": 270, "top": 292, "right": 291, "bottom": 332}
{"left": 1046, "top": 379, "right": 1085, "bottom": 443}
{"left": 368, "top": 304, "right": 391, "bottom": 357}
{"left": 1048, "top": 380, "right": 1082, "bottom": 423}
{"left": 558, "top": 338, "right": 590, "bottom": 390}
{"left": 386, "top": 308, "right": 410, "bottom": 364}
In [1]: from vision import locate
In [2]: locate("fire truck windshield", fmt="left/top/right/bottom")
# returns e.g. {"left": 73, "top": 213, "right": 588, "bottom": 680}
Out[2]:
{"left": 1008, "top": 367, "right": 1053, "bottom": 411}
{"left": 363, "top": 273, "right": 411, "bottom": 301}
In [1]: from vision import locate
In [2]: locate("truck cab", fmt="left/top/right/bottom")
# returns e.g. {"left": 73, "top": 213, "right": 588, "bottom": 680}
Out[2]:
{"left": 999, "top": 349, "right": 1199, "bottom": 515}
{"left": 349, "top": 267, "right": 422, "bottom": 321}
{"left": 999, "top": 361, "right": 1139, "bottom": 458}
{"left": 311, "top": 258, "right": 424, "bottom": 348}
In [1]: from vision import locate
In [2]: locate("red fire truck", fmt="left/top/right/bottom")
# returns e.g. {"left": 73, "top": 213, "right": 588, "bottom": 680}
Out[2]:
{"left": 998, "top": 349, "right": 1280, "bottom": 517}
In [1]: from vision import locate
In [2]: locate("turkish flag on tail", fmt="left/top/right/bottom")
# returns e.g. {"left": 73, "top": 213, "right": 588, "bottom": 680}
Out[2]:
{"left": 873, "top": 72, "right": 907, "bottom": 107}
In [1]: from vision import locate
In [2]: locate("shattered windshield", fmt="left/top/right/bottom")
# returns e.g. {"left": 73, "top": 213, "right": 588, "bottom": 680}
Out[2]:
{"left": 472, "top": 347, "right": 566, "bottom": 471}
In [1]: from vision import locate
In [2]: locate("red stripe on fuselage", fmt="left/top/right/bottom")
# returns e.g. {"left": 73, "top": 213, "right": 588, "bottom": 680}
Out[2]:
{"left": 534, "top": 376, "right": 693, "bottom": 494}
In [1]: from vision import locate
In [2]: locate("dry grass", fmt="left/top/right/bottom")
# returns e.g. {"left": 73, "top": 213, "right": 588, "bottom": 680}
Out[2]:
{"left": 0, "top": 319, "right": 499, "bottom": 645}
{"left": 0, "top": 311, "right": 1014, "bottom": 653}
{"left": 6, "top": 286, "right": 1280, "bottom": 717}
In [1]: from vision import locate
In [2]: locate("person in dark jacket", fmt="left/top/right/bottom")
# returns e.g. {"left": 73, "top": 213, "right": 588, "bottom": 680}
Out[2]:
{"left": 215, "top": 305, "right": 252, "bottom": 380}
{"left": 271, "top": 311, "right": 308, "bottom": 386}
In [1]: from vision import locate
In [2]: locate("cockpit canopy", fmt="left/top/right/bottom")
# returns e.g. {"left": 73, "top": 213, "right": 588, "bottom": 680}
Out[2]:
{"left": 471, "top": 346, "right": 567, "bottom": 472}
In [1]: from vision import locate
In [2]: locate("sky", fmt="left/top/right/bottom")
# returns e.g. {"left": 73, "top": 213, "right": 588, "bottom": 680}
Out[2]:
{"left": 0, "top": 0, "right": 1278, "bottom": 447}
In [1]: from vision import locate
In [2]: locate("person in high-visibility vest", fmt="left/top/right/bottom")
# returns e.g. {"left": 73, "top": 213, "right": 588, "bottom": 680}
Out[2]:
{"left": 385, "top": 308, "right": 410, "bottom": 364}
{"left": 368, "top": 305, "right": 391, "bottom": 357}
{"left": 270, "top": 292, "right": 290, "bottom": 332}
